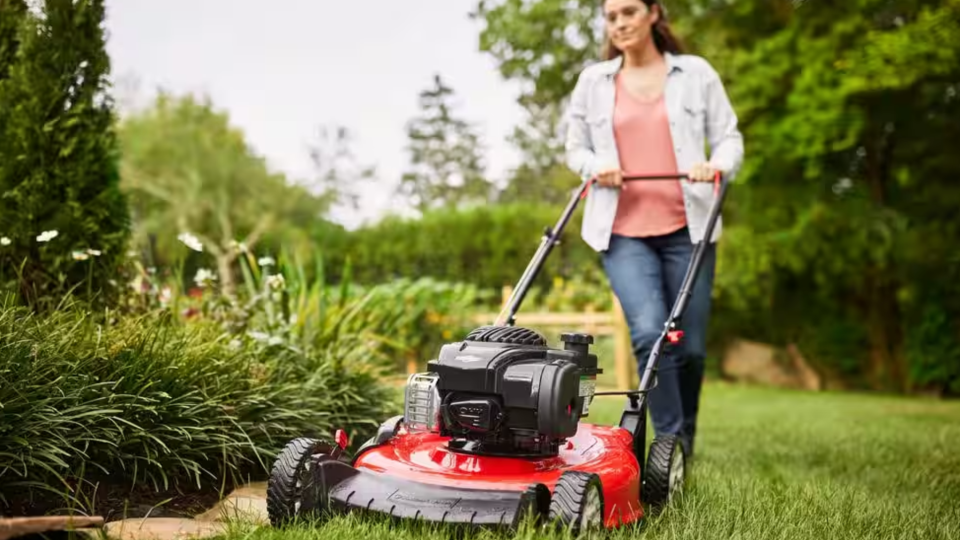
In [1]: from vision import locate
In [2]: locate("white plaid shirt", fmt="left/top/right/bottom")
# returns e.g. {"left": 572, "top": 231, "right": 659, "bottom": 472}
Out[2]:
{"left": 563, "top": 52, "right": 744, "bottom": 251}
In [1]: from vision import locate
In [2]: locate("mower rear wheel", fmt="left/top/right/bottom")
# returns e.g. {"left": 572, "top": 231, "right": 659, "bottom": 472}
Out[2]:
{"left": 266, "top": 437, "right": 336, "bottom": 527}
{"left": 642, "top": 434, "right": 685, "bottom": 510}
{"left": 547, "top": 471, "right": 604, "bottom": 535}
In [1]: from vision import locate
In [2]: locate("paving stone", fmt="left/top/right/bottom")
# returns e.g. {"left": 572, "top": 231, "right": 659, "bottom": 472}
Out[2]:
{"left": 0, "top": 516, "right": 103, "bottom": 540}
{"left": 194, "top": 483, "right": 268, "bottom": 524}
{"left": 103, "top": 518, "right": 225, "bottom": 540}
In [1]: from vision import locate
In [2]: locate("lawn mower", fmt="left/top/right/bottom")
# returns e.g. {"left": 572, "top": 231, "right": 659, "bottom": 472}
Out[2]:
{"left": 266, "top": 172, "right": 729, "bottom": 535}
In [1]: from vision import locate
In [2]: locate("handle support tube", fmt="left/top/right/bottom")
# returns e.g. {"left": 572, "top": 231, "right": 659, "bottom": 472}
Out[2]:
{"left": 490, "top": 168, "right": 730, "bottom": 466}
{"left": 620, "top": 172, "right": 730, "bottom": 461}
{"left": 493, "top": 173, "right": 700, "bottom": 327}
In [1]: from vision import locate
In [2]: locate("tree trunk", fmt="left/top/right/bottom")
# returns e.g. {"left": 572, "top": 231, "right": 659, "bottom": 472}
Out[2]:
{"left": 863, "top": 122, "right": 908, "bottom": 393}
{"left": 865, "top": 271, "right": 906, "bottom": 392}
{"left": 216, "top": 253, "right": 237, "bottom": 299}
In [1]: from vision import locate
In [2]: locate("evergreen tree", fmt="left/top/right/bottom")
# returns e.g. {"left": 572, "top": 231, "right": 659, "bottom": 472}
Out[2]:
{"left": 0, "top": 0, "right": 27, "bottom": 82}
{"left": 0, "top": 0, "right": 130, "bottom": 308}
{"left": 308, "top": 124, "right": 378, "bottom": 214}
{"left": 398, "top": 74, "right": 493, "bottom": 213}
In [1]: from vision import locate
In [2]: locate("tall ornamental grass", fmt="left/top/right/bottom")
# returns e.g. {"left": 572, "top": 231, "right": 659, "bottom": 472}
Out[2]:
{"left": 0, "top": 294, "right": 394, "bottom": 511}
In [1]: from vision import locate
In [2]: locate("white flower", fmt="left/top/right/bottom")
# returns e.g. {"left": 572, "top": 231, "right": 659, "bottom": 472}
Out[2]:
{"left": 246, "top": 331, "right": 283, "bottom": 347}
{"left": 247, "top": 331, "right": 269, "bottom": 342}
{"left": 266, "top": 273, "right": 285, "bottom": 291}
{"left": 193, "top": 268, "right": 217, "bottom": 287}
{"left": 177, "top": 232, "right": 203, "bottom": 252}
{"left": 72, "top": 248, "right": 101, "bottom": 261}
{"left": 129, "top": 275, "right": 147, "bottom": 292}
{"left": 0, "top": 237, "right": 10, "bottom": 246}
{"left": 230, "top": 240, "right": 248, "bottom": 253}
{"left": 36, "top": 230, "right": 58, "bottom": 242}
{"left": 159, "top": 287, "right": 172, "bottom": 304}
{"left": 258, "top": 256, "right": 275, "bottom": 267}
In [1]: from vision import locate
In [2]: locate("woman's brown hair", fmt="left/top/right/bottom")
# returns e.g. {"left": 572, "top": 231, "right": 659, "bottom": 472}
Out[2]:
{"left": 601, "top": 0, "right": 685, "bottom": 60}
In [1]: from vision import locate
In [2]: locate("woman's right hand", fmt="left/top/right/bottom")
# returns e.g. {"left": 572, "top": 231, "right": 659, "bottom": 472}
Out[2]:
{"left": 595, "top": 168, "right": 623, "bottom": 188}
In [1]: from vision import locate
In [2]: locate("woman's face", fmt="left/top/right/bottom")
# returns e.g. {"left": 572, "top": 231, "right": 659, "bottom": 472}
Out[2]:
{"left": 603, "top": 0, "right": 659, "bottom": 53}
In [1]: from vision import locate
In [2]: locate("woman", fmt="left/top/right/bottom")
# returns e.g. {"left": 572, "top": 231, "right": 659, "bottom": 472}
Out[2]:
{"left": 564, "top": 0, "right": 743, "bottom": 460}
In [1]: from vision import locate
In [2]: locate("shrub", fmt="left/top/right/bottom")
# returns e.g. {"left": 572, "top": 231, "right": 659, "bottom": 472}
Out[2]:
{"left": 0, "top": 238, "right": 494, "bottom": 515}
{"left": 121, "top": 246, "right": 494, "bottom": 374}
{"left": 323, "top": 201, "right": 602, "bottom": 295}
{"left": 0, "top": 296, "right": 395, "bottom": 514}
{"left": 0, "top": 0, "right": 130, "bottom": 309}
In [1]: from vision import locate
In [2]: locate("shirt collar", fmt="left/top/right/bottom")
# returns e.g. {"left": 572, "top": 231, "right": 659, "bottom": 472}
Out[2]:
{"left": 598, "top": 52, "right": 682, "bottom": 78}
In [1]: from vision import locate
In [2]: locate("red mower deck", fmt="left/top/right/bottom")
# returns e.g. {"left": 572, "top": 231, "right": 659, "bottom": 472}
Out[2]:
{"left": 352, "top": 423, "right": 643, "bottom": 528}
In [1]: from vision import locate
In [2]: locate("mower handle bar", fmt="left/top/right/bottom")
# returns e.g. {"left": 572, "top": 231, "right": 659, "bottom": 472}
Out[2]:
{"left": 601, "top": 170, "right": 720, "bottom": 183}
{"left": 493, "top": 171, "right": 725, "bottom": 328}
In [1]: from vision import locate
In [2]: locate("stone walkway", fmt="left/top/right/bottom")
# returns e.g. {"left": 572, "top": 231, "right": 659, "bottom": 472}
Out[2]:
{"left": 104, "top": 483, "right": 269, "bottom": 540}
{"left": 0, "top": 516, "right": 104, "bottom": 540}
{"left": 1, "top": 483, "right": 270, "bottom": 540}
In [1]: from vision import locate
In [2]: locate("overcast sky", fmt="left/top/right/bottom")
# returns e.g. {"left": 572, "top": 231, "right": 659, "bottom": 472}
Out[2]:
{"left": 103, "top": 0, "right": 528, "bottom": 228}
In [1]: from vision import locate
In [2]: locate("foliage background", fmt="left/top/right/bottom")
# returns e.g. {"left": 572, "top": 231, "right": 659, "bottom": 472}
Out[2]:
{"left": 413, "top": 0, "right": 960, "bottom": 395}
{"left": 1, "top": 0, "right": 959, "bottom": 518}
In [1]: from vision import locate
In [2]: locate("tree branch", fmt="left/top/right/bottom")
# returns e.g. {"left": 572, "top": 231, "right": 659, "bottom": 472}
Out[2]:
{"left": 242, "top": 213, "right": 274, "bottom": 250}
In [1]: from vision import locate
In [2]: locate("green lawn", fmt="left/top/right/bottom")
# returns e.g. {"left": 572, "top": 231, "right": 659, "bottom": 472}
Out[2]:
{"left": 222, "top": 382, "right": 960, "bottom": 540}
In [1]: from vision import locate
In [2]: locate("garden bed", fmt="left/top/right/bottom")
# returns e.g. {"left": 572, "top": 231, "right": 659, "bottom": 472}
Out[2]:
{"left": 0, "top": 299, "right": 397, "bottom": 520}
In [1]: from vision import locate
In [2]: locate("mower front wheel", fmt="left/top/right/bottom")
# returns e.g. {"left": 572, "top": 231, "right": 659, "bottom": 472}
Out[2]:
{"left": 514, "top": 483, "right": 551, "bottom": 528}
{"left": 642, "top": 434, "right": 686, "bottom": 511}
{"left": 547, "top": 471, "right": 605, "bottom": 535}
{"left": 266, "top": 437, "right": 336, "bottom": 527}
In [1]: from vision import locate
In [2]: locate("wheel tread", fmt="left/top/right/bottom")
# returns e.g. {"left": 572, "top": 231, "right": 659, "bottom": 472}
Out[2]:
{"left": 547, "top": 471, "right": 603, "bottom": 535}
{"left": 266, "top": 437, "right": 332, "bottom": 526}
{"left": 642, "top": 434, "right": 681, "bottom": 510}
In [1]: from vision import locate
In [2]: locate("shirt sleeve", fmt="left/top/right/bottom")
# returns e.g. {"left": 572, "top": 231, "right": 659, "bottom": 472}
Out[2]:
{"left": 703, "top": 64, "right": 745, "bottom": 181}
{"left": 563, "top": 70, "right": 599, "bottom": 180}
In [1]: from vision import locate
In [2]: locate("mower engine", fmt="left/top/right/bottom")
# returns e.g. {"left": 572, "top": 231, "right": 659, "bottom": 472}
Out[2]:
{"left": 403, "top": 326, "right": 600, "bottom": 457}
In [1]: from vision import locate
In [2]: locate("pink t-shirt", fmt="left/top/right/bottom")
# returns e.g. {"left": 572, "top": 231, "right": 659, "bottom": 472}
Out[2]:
{"left": 611, "top": 74, "right": 687, "bottom": 238}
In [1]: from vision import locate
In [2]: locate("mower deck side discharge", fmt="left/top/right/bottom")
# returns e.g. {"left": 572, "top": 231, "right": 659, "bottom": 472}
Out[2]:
{"left": 315, "top": 460, "right": 540, "bottom": 527}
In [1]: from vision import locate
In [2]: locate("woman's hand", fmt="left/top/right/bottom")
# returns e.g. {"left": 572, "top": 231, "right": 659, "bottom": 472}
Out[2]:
{"left": 595, "top": 168, "right": 623, "bottom": 188}
{"left": 688, "top": 162, "right": 718, "bottom": 182}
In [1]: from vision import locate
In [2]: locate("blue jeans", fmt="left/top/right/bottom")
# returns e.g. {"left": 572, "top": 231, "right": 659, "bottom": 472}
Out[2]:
{"left": 601, "top": 227, "right": 716, "bottom": 457}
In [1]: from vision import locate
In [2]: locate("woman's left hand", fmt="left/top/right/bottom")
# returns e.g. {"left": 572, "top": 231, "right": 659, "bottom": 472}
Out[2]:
{"left": 688, "top": 162, "right": 718, "bottom": 182}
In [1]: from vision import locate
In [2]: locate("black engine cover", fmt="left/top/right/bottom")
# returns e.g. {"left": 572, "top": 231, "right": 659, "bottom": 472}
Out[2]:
{"left": 425, "top": 326, "right": 597, "bottom": 455}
